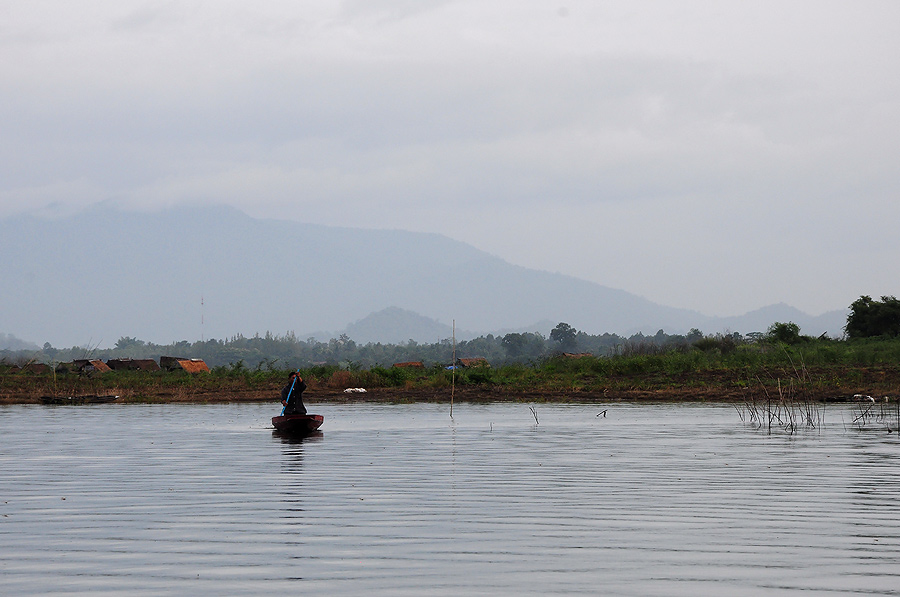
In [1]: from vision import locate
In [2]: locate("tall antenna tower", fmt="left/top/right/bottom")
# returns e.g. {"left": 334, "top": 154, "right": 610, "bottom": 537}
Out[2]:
{"left": 201, "top": 293, "right": 205, "bottom": 342}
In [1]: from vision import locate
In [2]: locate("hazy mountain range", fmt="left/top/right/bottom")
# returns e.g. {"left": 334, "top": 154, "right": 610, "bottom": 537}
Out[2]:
{"left": 0, "top": 205, "right": 847, "bottom": 349}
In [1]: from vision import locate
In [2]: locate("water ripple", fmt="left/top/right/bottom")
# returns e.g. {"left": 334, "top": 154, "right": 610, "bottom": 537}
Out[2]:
{"left": 2, "top": 402, "right": 900, "bottom": 595}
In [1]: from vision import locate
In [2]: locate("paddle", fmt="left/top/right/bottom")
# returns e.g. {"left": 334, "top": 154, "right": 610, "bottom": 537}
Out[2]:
{"left": 280, "top": 369, "right": 301, "bottom": 416}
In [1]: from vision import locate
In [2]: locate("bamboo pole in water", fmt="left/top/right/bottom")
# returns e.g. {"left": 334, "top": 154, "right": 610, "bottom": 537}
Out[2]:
{"left": 450, "top": 320, "right": 455, "bottom": 419}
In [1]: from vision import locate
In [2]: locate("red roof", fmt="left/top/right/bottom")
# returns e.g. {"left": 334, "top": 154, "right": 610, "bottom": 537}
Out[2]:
{"left": 177, "top": 359, "right": 210, "bottom": 373}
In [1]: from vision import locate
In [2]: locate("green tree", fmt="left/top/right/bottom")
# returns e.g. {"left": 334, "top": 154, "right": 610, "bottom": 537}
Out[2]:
{"left": 115, "top": 336, "right": 146, "bottom": 350}
{"left": 765, "top": 321, "right": 802, "bottom": 345}
{"left": 686, "top": 328, "right": 704, "bottom": 343}
{"left": 501, "top": 332, "right": 547, "bottom": 361}
{"left": 845, "top": 295, "right": 900, "bottom": 338}
{"left": 502, "top": 333, "right": 527, "bottom": 358}
{"left": 550, "top": 322, "right": 578, "bottom": 352}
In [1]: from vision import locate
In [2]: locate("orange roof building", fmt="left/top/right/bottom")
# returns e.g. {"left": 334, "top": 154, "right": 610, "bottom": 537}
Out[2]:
{"left": 160, "top": 356, "right": 210, "bottom": 373}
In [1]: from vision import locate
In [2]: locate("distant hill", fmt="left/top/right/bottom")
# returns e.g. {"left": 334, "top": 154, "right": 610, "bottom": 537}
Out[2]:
{"left": 0, "top": 333, "right": 40, "bottom": 351}
{"left": 344, "top": 307, "right": 459, "bottom": 345}
{"left": 716, "top": 303, "right": 847, "bottom": 339}
{"left": 0, "top": 205, "right": 847, "bottom": 347}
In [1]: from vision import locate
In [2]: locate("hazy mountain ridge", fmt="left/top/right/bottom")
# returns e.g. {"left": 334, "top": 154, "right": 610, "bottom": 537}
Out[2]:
{"left": 0, "top": 333, "right": 40, "bottom": 351}
{"left": 343, "top": 307, "right": 463, "bottom": 345}
{"left": 715, "top": 303, "right": 847, "bottom": 339}
{"left": 0, "top": 205, "right": 847, "bottom": 348}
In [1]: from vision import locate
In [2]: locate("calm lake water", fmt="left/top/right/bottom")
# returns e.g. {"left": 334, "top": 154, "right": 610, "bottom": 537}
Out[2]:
{"left": 2, "top": 401, "right": 900, "bottom": 596}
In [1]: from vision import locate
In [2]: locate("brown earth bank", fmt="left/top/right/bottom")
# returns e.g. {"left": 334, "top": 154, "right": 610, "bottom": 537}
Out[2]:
{"left": 3, "top": 366, "right": 900, "bottom": 405}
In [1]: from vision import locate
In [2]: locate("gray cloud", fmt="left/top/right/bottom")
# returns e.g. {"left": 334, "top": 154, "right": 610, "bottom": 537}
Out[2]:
{"left": 2, "top": 0, "right": 898, "bottom": 317}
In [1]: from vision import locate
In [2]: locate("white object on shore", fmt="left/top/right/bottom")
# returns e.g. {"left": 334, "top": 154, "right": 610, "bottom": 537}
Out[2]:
{"left": 344, "top": 387, "right": 367, "bottom": 393}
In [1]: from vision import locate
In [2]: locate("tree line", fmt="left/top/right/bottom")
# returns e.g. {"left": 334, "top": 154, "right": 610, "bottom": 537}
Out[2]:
{"left": 1, "top": 326, "right": 731, "bottom": 370}
{"left": 2, "top": 295, "right": 898, "bottom": 371}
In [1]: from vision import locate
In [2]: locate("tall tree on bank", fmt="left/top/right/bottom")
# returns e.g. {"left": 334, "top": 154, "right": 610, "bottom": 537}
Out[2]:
{"left": 550, "top": 322, "right": 579, "bottom": 352}
{"left": 845, "top": 295, "right": 900, "bottom": 338}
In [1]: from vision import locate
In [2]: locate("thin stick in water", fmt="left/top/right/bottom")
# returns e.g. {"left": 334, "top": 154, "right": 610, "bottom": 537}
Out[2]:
{"left": 450, "top": 319, "right": 455, "bottom": 419}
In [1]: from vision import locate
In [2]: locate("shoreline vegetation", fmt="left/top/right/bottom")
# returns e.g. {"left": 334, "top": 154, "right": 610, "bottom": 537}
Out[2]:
{"left": 4, "top": 298, "right": 900, "bottom": 405}
{"left": 3, "top": 340, "right": 900, "bottom": 405}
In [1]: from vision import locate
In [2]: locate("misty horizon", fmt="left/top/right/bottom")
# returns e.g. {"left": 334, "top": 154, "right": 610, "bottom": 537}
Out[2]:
{"left": 1, "top": 205, "right": 849, "bottom": 350}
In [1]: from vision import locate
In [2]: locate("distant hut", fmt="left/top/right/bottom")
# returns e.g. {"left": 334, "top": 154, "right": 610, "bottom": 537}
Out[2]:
{"left": 21, "top": 363, "right": 52, "bottom": 375}
{"left": 393, "top": 361, "right": 425, "bottom": 369}
{"left": 55, "top": 362, "right": 76, "bottom": 374}
{"left": 177, "top": 359, "right": 210, "bottom": 374}
{"left": 160, "top": 356, "right": 210, "bottom": 373}
{"left": 72, "top": 359, "right": 112, "bottom": 374}
{"left": 106, "top": 358, "right": 160, "bottom": 372}
{"left": 457, "top": 357, "right": 490, "bottom": 368}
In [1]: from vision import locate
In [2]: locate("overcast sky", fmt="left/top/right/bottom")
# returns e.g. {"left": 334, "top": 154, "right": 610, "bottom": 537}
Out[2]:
{"left": 3, "top": 1, "right": 898, "bottom": 317}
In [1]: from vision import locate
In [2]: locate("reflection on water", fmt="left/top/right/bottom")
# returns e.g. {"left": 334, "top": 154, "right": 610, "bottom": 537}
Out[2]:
{"left": 2, "top": 402, "right": 900, "bottom": 595}
{"left": 272, "top": 429, "right": 324, "bottom": 445}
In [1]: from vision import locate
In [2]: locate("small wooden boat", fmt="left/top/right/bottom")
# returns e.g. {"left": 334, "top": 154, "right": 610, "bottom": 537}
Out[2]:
{"left": 272, "top": 414, "right": 324, "bottom": 436}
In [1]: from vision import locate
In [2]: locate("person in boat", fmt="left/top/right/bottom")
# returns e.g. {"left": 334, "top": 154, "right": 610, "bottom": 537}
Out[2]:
{"left": 281, "top": 371, "right": 307, "bottom": 415}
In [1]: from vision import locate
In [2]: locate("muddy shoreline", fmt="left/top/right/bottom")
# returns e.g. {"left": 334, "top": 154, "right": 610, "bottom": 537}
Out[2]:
{"left": 0, "top": 385, "right": 877, "bottom": 405}
{"left": 4, "top": 365, "right": 898, "bottom": 405}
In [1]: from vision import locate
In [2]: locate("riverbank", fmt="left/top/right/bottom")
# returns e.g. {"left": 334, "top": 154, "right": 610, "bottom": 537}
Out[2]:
{"left": 3, "top": 365, "right": 899, "bottom": 404}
